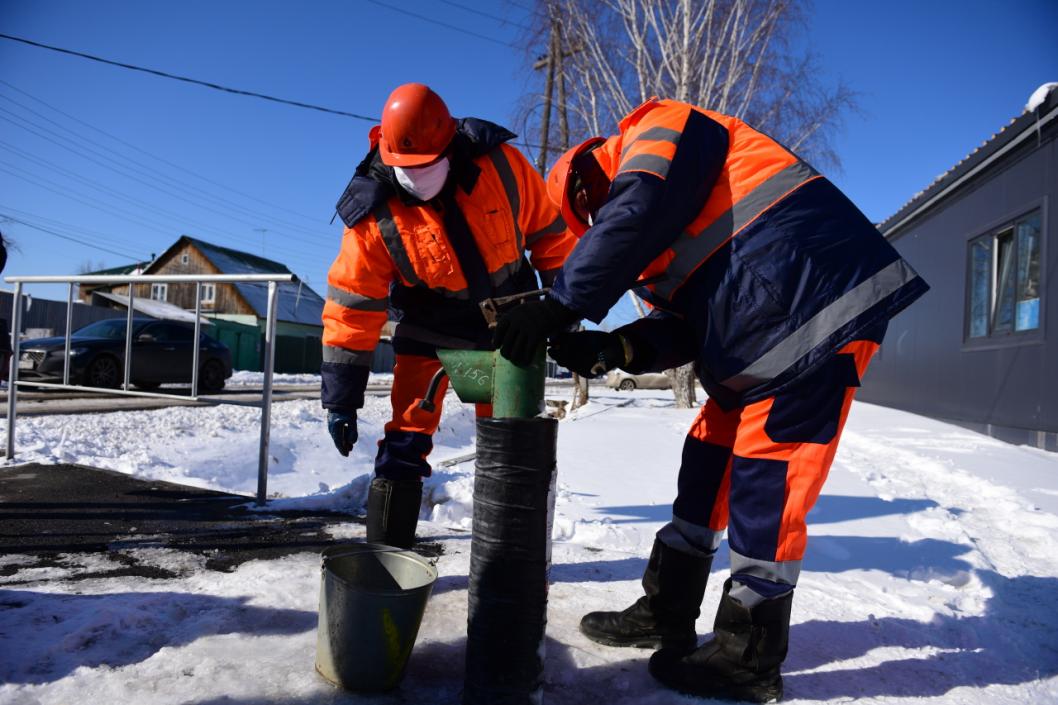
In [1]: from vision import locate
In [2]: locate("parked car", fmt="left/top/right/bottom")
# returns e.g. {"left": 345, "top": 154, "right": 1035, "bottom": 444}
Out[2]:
{"left": 16, "top": 318, "right": 233, "bottom": 391}
{"left": 605, "top": 369, "right": 672, "bottom": 391}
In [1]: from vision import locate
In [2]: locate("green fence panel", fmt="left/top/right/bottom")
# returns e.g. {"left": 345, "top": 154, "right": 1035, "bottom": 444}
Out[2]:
{"left": 208, "top": 319, "right": 262, "bottom": 372}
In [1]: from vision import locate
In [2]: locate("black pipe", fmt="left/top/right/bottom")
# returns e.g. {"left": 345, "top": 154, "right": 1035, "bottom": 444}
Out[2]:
{"left": 464, "top": 416, "right": 557, "bottom": 705}
{"left": 418, "top": 368, "right": 449, "bottom": 413}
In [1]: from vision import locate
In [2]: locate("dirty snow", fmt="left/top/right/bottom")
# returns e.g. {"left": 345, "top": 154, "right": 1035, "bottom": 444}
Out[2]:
{"left": 1, "top": 388, "right": 1057, "bottom": 704}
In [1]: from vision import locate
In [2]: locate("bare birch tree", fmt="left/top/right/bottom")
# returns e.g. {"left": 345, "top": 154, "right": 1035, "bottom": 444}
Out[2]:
{"left": 520, "top": 0, "right": 856, "bottom": 408}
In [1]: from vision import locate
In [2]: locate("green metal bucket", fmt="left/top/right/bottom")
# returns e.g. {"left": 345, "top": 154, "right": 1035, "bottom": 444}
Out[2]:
{"left": 315, "top": 544, "right": 438, "bottom": 692}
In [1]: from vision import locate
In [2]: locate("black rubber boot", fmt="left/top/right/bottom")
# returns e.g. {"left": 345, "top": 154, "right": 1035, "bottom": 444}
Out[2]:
{"left": 365, "top": 477, "right": 423, "bottom": 549}
{"left": 579, "top": 539, "right": 711, "bottom": 651}
{"left": 648, "top": 578, "right": 792, "bottom": 703}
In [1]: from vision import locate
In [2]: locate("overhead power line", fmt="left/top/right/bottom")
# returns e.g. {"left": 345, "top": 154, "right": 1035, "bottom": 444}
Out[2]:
{"left": 1, "top": 210, "right": 323, "bottom": 290}
{"left": 506, "top": 0, "right": 542, "bottom": 14}
{"left": 0, "top": 200, "right": 162, "bottom": 256}
{"left": 0, "top": 161, "right": 181, "bottom": 238}
{"left": 0, "top": 204, "right": 163, "bottom": 249}
{"left": 366, "top": 1, "right": 517, "bottom": 47}
{"left": 0, "top": 213, "right": 143, "bottom": 261}
{"left": 0, "top": 107, "right": 333, "bottom": 248}
{"left": 436, "top": 0, "right": 532, "bottom": 31}
{"left": 0, "top": 140, "right": 304, "bottom": 262}
{"left": 0, "top": 78, "right": 322, "bottom": 224}
{"left": 0, "top": 116, "right": 320, "bottom": 260}
{"left": 0, "top": 32, "right": 376, "bottom": 122}
{"left": 0, "top": 158, "right": 325, "bottom": 270}
{"left": 0, "top": 33, "right": 564, "bottom": 154}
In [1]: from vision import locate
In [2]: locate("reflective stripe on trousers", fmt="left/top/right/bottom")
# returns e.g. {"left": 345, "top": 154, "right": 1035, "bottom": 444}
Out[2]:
{"left": 656, "top": 339, "right": 880, "bottom": 604}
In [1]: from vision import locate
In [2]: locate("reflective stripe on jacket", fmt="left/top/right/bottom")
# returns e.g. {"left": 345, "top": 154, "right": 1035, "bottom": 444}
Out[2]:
{"left": 322, "top": 121, "right": 576, "bottom": 411}
{"left": 551, "top": 99, "right": 928, "bottom": 408}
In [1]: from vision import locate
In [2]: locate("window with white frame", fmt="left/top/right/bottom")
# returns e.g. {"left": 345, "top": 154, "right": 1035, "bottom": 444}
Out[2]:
{"left": 150, "top": 283, "right": 168, "bottom": 302}
{"left": 181, "top": 252, "right": 190, "bottom": 265}
{"left": 967, "top": 209, "right": 1041, "bottom": 340}
{"left": 200, "top": 283, "right": 216, "bottom": 305}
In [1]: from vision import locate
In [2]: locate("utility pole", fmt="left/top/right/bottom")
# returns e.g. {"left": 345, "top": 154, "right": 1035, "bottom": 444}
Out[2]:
{"left": 535, "top": 14, "right": 558, "bottom": 176}
{"left": 253, "top": 228, "right": 269, "bottom": 256}
{"left": 534, "top": 3, "right": 583, "bottom": 172}
{"left": 550, "top": 17, "right": 590, "bottom": 410}
{"left": 556, "top": 21, "right": 570, "bottom": 152}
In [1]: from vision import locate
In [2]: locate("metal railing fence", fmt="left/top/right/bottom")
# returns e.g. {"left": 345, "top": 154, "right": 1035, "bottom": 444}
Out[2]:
{"left": 4, "top": 273, "right": 294, "bottom": 504}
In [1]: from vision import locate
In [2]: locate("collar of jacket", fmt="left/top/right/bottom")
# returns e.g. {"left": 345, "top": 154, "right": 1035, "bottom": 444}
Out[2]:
{"left": 619, "top": 97, "right": 662, "bottom": 131}
{"left": 334, "top": 117, "right": 517, "bottom": 228}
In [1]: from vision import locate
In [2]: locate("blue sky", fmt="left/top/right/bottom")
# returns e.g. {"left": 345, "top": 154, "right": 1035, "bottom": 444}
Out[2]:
{"left": 1, "top": 0, "right": 1055, "bottom": 328}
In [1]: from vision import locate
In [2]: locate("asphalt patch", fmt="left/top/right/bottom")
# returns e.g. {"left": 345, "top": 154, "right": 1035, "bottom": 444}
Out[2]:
{"left": 0, "top": 463, "right": 442, "bottom": 582}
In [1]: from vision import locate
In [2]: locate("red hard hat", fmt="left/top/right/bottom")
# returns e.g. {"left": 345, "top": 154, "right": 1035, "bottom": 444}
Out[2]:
{"left": 546, "top": 136, "right": 608, "bottom": 237}
{"left": 379, "top": 83, "right": 457, "bottom": 167}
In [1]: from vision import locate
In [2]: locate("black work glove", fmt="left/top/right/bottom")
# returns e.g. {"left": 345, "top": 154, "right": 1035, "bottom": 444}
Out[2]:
{"left": 327, "top": 410, "right": 358, "bottom": 457}
{"left": 493, "top": 297, "right": 579, "bottom": 367}
{"left": 548, "top": 330, "right": 631, "bottom": 378}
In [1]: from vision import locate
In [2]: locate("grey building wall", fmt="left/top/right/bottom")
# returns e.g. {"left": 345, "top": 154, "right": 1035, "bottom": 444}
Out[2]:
{"left": 859, "top": 128, "right": 1057, "bottom": 449}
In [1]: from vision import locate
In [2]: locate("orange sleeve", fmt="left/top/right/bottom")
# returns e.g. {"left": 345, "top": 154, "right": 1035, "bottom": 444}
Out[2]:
{"left": 502, "top": 144, "right": 578, "bottom": 279}
{"left": 321, "top": 220, "right": 395, "bottom": 360}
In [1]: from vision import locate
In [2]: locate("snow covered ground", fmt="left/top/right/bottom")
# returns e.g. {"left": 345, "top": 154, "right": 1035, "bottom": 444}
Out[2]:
{"left": 2, "top": 388, "right": 1057, "bottom": 704}
{"left": 226, "top": 370, "right": 393, "bottom": 386}
{"left": 227, "top": 369, "right": 325, "bottom": 386}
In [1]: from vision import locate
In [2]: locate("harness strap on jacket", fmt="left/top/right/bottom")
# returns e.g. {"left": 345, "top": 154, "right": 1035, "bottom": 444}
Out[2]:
{"left": 374, "top": 202, "right": 427, "bottom": 288}
{"left": 486, "top": 149, "right": 524, "bottom": 252}
{"left": 439, "top": 184, "right": 493, "bottom": 303}
{"left": 373, "top": 147, "right": 535, "bottom": 302}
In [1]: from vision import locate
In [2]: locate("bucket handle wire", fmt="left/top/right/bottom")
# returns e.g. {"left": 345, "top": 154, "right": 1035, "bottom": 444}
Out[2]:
{"left": 321, "top": 543, "right": 440, "bottom": 570}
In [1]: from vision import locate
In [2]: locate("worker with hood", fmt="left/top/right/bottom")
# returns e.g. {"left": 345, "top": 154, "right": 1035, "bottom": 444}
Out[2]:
{"left": 494, "top": 97, "right": 928, "bottom": 702}
{"left": 323, "top": 84, "right": 576, "bottom": 550}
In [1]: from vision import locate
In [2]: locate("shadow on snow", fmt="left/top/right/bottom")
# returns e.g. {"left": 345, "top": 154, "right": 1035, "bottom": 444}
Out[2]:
{"left": 182, "top": 636, "right": 675, "bottom": 705}
{"left": 0, "top": 589, "right": 316, "bottom": 685}
{"left": 435, "top": 530, "right": 1055, "bottom": 700}
{"left": 182, "top": 570, "right": 1058, "bottom": 705}
{"left": 595, "top": 493, "right": 940, "bottom": 526}
{"left": 783, "top": 571, "right": 1058, "bottom": 699}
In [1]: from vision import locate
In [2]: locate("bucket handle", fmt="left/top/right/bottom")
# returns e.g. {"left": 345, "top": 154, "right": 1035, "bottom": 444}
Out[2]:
{"left": 321, "top": 544, "right": 440, "bottom": 569}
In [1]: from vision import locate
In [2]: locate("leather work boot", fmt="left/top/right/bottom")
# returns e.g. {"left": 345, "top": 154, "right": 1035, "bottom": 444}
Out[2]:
{"left": 365, "top": 477, "right": 423, "bottom": 549}
{"left": 648, "top": 578, "right": 793, "bottom": 703}
{"left": 579, "top": 539, "right": 712, "bottom": 651}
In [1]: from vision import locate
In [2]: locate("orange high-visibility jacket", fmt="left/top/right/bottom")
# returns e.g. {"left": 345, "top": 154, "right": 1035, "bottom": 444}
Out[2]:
{"left": 322, "top": 119, "right": 576, "bottom": 411}
{"left": 551, "top": 99, "right": 927, "bottom": 408}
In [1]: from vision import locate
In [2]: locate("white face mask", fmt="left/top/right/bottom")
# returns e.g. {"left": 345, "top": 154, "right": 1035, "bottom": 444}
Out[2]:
{"left": 394, "top": 157, "right": 450, "bottom": 201}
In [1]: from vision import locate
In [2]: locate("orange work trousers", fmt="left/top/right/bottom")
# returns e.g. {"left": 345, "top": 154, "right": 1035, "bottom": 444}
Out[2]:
{"left": 658, "top": 339, "right": 880, "bottom": 600}
{"left": 376, "top": 353, "right": 492, "bottom": 481}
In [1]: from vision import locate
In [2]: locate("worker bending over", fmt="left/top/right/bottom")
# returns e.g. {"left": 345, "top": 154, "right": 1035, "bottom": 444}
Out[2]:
{"left": 495, "top": 97, "right": 928, "bottom": 702}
